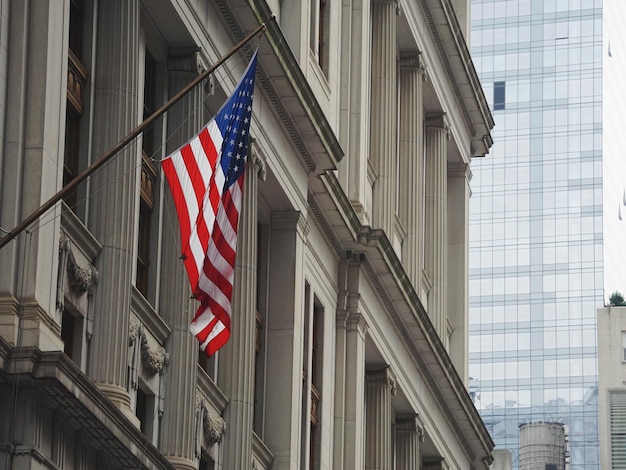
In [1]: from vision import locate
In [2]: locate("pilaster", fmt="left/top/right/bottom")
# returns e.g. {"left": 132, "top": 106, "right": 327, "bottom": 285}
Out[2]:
{"left": 424, "top": 114, "right": 449, "bottom": 343}
{"left": 365, "top": 366, "right": 396, "bottom": 470}
{"left": 0, "top": 0, "right": 67, "bottom": 351}
{"left": 264, "top": 210, "right": 309, "bottom": 469}
{"left": 398, "top": 53, "right": 426, "bottom": 290}
{"left": 396, "top": 415, "right": 424, "bottom": 470}
{"left": 343, "top": 255, "right": 368, "bottom": 470}
{"left": 343, "top": 0, "right": 372, "bottom": 225}
{"left": 219, "top": 144, "right": 266, "bottom": 469}
{"left": 447, "top": 162, "right": 471, "bottom": 384}
{"left": 370, "top": 0, "right": 398, "bottom": 236}
{"left": 87, "top": 0, "right": 140, "bottom": 412}
{"left": 159, "top": 50, "right": 206, "bottom": 469}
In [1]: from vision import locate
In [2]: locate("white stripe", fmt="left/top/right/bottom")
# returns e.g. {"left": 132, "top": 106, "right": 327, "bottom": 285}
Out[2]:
{"left": 197, "top": 267, "right": 233, "bottom": 314}
{"left": 198, "top": 320, "right": 227, "bottom": 350}
{"left": 208, "top": 120, "right": 223, "bottom": 152}
{"left": 190, "top": 305, "right": 216, "bottom": 334}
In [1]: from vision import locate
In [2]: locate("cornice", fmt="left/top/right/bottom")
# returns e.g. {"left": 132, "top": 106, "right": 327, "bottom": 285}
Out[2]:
{"left": 0, "top": 341, "right": 175, "bottom": 469}
{"left": 214, "top": 0, "right": 344, "bottom": 175}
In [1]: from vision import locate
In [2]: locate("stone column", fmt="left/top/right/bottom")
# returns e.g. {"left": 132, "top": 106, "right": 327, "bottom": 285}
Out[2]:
{"left": 159, "top": 50, "right": 206, "bottom": 470}
{"left": 365, "top": 366, "right": 396, "bottom": 470}
{"left": 341, "top": 0, "right": 372, "bottom": 224}
{"left": 424, "top": 114, "right": 449, "bottom": 342}
{"left": 447, "top": 162, "right": 471, "bottom": 383}
{"left": 264, "top": 211, "right": 309, "bottom": 469}
{"left": 333, "top": 260, "right": 350, "bottom": 470}
{"left": 219, "top": 145, "right": 266, "bottom": 469}
{"left": 343, "top": 258, "right": 368, "bottom": 469}
{"left": 396, "top": 415, "right": 424, "bottom": 470}
{"left": 87, "top": 0, "right": 140, "bottom": 413}
{"left": 0, "top": 0, "right": 67, "bottom": 350}
{"left": 398, "top": 53, "right": 426, "bottom": 290}
{"left": 370, "top": 0, "right": 398, "bottom": 235}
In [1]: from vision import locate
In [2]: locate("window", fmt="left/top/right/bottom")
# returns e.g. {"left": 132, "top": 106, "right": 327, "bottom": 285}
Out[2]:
{"left": 310, "top": 0, "right": 330, "bottom": 76}
{"left": 135, "top": 381, "right": 155, "bottom": 437}
{"left": 199, "top": 453, "right": 215, "bottom": 470}
{"left": 301, "top": 282, "right": 324, "bottom": 470}
{"left": 494, "top": 81, "right": 506, "bottom": 110}
{"left": 64, "top": 0, "right": 88, "bottom": 211}
{"left": 61, "top": 308, "right": 83, "bottom": 365}
{"left": 621, "top": 331, "right": 626, "bottom": 362}
{"left": 136, "top": 52, "right": 159, "bottom": 297}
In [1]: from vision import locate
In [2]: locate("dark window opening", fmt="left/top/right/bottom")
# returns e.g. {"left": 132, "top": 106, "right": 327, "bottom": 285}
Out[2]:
{"left": 64, "top": 0, "right": 87, "bottom": 210}
{"left": 135, "top": 383, "right": 155, "bottom": 436}
{"left": 136, "top": 52, "right": 159, "bottom": 297}
{"left": 494, "top": 81, "right": 505, "bottom": 110}
{"left": 61, "top": 310, "right": 76, "bottom": 360}
{"left": 199, "top": 453, "right": 215, "bottom": 470}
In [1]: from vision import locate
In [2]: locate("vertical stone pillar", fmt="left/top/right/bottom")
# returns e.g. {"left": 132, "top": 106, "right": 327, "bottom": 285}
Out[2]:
{"left": 342, "top": 255, "right": 368, "bottom": 469}
{"left": 370, "top": 0, "right": 398, "bottom": 235}
{"left": 342, "top": 0, "right": 372, "bottom": 224}
{"left": 333, "top": 260, "right": 350, "bottom": 470}
{"left": 264, "top": 211, "right": 309, "bottom": 469}
{"left": 159, "top": 50, "right": 206, "bottom": 470}
{"left": 398, "top": 53, "right": 426, "bottom": 289}
{"left": 424, "top": 114, "right": 449, "bottom": 342}
{"left": 447, "top": 162, "right": 471, "bottom": 383}
{"left": 365, "top": 366, "right": 396, "bottom": 470}
{"left": 396, "top": 415, "right": 424, "bottom": 470}
{"left": 87, "top": 0, "right": 140, "bottom": 413}
{"left": 0, "top": 1, "right": 67, "bottom": 349}
{"left": 219, "top": 145, "right": 266, "bottom": 469}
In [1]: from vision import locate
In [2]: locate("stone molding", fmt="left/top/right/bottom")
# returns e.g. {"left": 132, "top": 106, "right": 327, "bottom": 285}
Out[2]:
{"left": 167, "top": 48, "right": 207, "bottom": 76}
{"left": 396, "top": 414, "right": 425, "bottom": 442}
{"left": 250, "top": 139, "right": 268, "bottom": 182}
{"left": 399, "top": 52, "right": 427, "bottom": 80}
{"left": 425, "top": 113, "right": 450, "bottom": 140}
{"left": 365, "top": 365, "right": 397, "bottom": 395}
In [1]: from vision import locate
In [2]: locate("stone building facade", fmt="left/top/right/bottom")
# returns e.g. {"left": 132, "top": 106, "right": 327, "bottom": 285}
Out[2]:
{"left": 0, "top": 0, "right": 493, "bottom": 469}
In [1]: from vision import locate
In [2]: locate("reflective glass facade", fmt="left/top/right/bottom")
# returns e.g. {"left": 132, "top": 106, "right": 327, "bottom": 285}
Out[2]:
{"left": 468, "top": 1, "right": 604, "bottom": 468}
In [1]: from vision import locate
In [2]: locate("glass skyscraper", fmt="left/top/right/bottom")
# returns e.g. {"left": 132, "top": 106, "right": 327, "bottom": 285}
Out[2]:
{"left": 468, "top": 1, "right": 605, "bottom": 468}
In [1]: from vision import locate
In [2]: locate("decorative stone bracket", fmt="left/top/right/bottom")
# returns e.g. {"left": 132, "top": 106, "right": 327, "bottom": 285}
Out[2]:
{"left": 140, "top": 334, "right": 169, "bottom": 375}
{"left": 195, "top": 393, "right": 226, "bottom": 457}
{"left": 57, "top": 234, "right": 98, "bottom": 311}
{"left": 128, "top": 316, "right": 169, "bottom": 375}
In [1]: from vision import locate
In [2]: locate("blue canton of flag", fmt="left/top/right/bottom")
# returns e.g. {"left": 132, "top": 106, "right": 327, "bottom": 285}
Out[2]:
{"left": 214, "top": 52, "right": 258, "bottom": 188}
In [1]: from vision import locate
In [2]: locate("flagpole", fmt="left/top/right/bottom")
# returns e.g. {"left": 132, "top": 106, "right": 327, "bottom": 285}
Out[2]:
{"left": 0, "top": 20, "right": 269, "bottom": 250}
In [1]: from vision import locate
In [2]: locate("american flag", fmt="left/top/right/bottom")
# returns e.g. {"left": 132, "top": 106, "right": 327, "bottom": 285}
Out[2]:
{"left": 162, "top": 51, "right": 258, "bottom": 356}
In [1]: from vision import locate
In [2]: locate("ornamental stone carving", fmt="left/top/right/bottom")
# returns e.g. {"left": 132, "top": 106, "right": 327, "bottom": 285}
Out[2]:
{"left": 203, "top": 413, "right": 226, "bottom": 445}
{"left": 140, "top": 334, "right": 169, "bottom": 375}
{"left": 66, "top": 245, "right": 98, "bottom": 294}
{"left": 195, "top": 395, "right": 226, "bottom": 451}
{"left": 128, "top": 316, "right": 140, "bottom": 347}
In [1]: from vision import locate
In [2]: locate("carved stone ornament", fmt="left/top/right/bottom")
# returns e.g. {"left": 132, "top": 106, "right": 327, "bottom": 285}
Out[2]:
{"left": 203, "top": 412, "right": 226, "bottom": 445}
{"left": 128, "top": 316, "right": 140, "bottom": 347}
{"left": 140, "top": 335, "right": 169, "bottom": 375}
{"left": 66, "top": 246, "right": 98, "bottom": 294}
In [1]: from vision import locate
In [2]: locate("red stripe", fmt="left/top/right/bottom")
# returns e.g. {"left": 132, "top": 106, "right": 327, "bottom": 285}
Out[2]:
{"left": 162, "top": 156, "right": 197, "bottom": 282}
{"left": 198, "top": 127, "right": 220, "bottom": 168}
{"left": 207, "top": 220, "right": 237, "bottom": 271}
{"left": 201, "top": 257, "right": 233, "bottom": 302}
{"left": 205, "top": 328, "right": 230, "bottom": 356}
